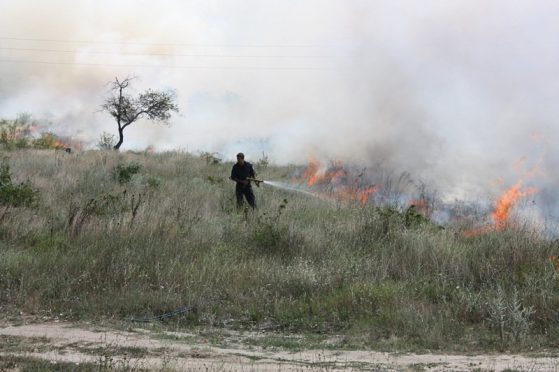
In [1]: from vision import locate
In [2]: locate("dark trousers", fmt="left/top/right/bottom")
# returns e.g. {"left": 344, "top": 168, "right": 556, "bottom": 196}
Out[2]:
{"left": 236, "top": 185, "right": 256, "bottom": 209}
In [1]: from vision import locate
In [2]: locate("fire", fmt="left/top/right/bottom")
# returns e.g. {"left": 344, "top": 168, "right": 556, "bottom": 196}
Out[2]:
{"left": 299, "top": 157, "right": 379, "bottom": 205}
{"left": 325, "top": 184, "right": 379, "bottom": 205}
{"left": 0, "top": 118, "right": 85, "bottom": 151}
{"left": 53, "top": 140, "right": 69, "bottom": 150}
{"left": 409, "top": 199, "right": 430, "bottom": 217}
{"left": 491, "top": 181, "right": 536, "bottom": 230}
{"left": 51, "top": 137, "right": 83, "bottom": 152}
{"left": 301, "top": 157, "right": 347, "bottom": 186}
{"left": 465, "top": 181, "right": 537, "bottom": 237}
{"left": 328, "top": 165, "right": 347, "bottom": 185}
{"left": 303, "top": 156, "right": 322, "bottom": 186}
{"left": 358, "top": 185, "right": 380, "bottom": 205}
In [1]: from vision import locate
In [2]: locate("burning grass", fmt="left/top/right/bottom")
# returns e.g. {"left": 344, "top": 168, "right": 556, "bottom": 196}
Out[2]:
{"left": 464, "top": 181, "right": 539, "bottom": 237}
{"left": 293, "top": 156, "right": 381, "bottom": 205}
{"left": 0, "top": 115, "right": 82, "bottom": 152}
{"left": 0, "top": 149, "right": 558, "bottom": 352}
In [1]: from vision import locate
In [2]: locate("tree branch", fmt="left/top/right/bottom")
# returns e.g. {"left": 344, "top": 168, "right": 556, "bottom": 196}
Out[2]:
{"left": 102, "top": 77, "right": 177, "bottom": 150}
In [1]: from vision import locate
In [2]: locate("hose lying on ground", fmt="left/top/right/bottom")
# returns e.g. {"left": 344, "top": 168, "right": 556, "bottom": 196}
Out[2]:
{"left": 128, "top": 306, "right": 195, "bottom": 323}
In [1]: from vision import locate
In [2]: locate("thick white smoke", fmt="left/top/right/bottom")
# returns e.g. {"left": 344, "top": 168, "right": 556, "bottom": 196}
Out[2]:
{"left": 0, "top": 0, "right": 558, "bottom": 214}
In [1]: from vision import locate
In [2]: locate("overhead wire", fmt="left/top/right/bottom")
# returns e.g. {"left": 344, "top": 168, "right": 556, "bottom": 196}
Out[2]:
{"left": 0, "top": 36, "right": 330, "bottom": 49}
{"left": 0, "top": 46, "right": 334, "bottom": 59}
{"left": 0, "top": 36, "right": 341, "bottom": 70}
{"left": 0, "top": 58, "right": 334, "bottom": 71}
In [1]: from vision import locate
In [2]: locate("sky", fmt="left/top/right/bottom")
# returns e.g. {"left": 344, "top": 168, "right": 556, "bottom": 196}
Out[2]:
{"left": 0, "top": 0, "right": 558, "bottom": 215}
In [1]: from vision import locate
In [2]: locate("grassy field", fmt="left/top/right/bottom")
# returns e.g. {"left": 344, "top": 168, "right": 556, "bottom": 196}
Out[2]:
{"left": 0, "top": 149, "right": 558, "bottom": 352}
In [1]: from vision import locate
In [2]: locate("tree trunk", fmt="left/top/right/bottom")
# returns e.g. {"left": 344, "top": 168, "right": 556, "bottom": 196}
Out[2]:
{"left": 113, "top": 81, "right": 125, "bottom": 150}
{"left": 114, "top": 129, "right": 124, "bottom": 150}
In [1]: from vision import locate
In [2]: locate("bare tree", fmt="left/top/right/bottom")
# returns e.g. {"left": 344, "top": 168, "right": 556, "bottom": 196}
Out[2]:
{"left": 102, "top": 77, "right": 179, "bottom": 150}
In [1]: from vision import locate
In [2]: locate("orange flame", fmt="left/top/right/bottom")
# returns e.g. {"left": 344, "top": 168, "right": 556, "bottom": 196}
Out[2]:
{"left": 332, "top": 185, "right": 378, "bottom": 205}
{"left": 303, "top": 156, "right": 323, "bottom": 186}
{"left": 301, "top": 157, "right": 347, "bottom": 186}
{"left": 465, "top": 181, "right": 537, "bottom": 237}
{"left": 53, "top": 139, "right": 84, "bottom": 151}
{"left": 358, "top": 185, "right": 380, "bottom": 205}
{"left": 299, "top": 157, "right": 379, "bottom": 205}
{"left": 491, "top": 181, "right": 537, "bottom": 230}
{"left": 409, "top": 199, "right": 431, "bottom": 217}
{"left": 53, "top": 140, "right": 68, "bottom": 150}
{"left": 328, "top": 166, "right": 347, "bottom": 184}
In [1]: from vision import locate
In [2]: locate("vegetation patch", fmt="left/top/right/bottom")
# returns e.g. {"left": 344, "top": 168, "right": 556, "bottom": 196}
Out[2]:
{"left": 0, "top": 150, "right": 558, "bottom": 353}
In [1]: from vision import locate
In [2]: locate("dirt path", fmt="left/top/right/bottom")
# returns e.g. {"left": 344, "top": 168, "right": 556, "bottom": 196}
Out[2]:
{"left": 0, "top": 322, "right": 557, "bottom": 371}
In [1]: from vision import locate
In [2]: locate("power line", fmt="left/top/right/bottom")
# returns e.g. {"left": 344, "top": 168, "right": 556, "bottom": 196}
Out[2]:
{"left": 0, "top": 58, "right": 333, "bottom": 71}
{"left": 0, "top": 36, "right": 329, "bottom": 49}
{"left": 0, "top": 46, "right": 335, "bottom": 59}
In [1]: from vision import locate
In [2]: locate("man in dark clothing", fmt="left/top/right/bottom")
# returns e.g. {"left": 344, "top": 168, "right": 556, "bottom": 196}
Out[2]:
{"left": 230, "top": 152, "right": 256, "bottom": 209}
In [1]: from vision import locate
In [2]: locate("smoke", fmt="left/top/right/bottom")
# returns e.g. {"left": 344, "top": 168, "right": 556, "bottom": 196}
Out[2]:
{"left": 1, "top": 0, "right": 559, "bottom": 214}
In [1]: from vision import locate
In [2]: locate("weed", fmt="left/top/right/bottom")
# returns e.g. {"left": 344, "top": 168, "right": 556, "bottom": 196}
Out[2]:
{"left": 251, "top": 198, "right": 295, "bottom": 254}
{"left": 0, "top": 161, "right": 38, "bottom": 208}
{"left": 256, "top": 151, "right": 269, "bottom": 171}
{"left": 200, "top": 151, "right": 221, "bottom": 165}
{"left": 144, "top": 175, "right": 161, "bottom": 189}
{"left": 487, "top": 286, "right": 535, "bottom": 347}
{"left": 98, "top": 131, "right": 117, "bottom": 150}
{"left": 113, "top": 163, "right": 142, "bottom": 184}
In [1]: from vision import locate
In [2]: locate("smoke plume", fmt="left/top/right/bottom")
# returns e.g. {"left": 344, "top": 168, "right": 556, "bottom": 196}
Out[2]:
{"left": 1, "top": 0, "right": 558, "bottom": 220}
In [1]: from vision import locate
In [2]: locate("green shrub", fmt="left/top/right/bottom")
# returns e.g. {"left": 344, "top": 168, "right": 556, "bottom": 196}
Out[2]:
{"left": 66, "top": 190, "right": 144, "bottom": 237}
{"left": 0, "top": 115, "right": 35, "bottom": 150}
{"left": 487, "top": 286, "right": 535, "bottom": 346}
{"left": 251, "top": 199, "right": 294, "bottom": 254}
{"left": 145, "top": 176, "right": 161, "bottom": 189}
{"left": 112, "top": 163, "right": 142, "bottom": 184}
{"left": 0, "top": 162, "right": 37, "bottom": 208}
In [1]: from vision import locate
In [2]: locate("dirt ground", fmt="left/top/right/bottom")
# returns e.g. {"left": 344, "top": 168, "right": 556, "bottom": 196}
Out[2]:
{"left": 0, "top": 321, "right": 557, "bottom": 371}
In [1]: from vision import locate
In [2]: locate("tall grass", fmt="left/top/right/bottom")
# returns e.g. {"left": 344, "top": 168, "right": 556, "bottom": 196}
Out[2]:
{"left": 0, "top": 149, "right": 558, "bottom": 351}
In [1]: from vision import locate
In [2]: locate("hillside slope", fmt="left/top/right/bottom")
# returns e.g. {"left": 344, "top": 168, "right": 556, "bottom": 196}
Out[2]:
{"left": 0, "top": 150, "right": 557, "bottom": 352}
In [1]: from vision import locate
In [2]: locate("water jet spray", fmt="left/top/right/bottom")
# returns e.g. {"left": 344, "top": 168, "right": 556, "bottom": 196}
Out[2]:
{"left": 256, "top": 179, "right": 322, "bottom": 198}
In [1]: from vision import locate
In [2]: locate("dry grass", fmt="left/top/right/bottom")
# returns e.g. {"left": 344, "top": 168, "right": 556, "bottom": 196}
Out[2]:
{"left": 0, "top": 149, "right": 558, "bottom": 352}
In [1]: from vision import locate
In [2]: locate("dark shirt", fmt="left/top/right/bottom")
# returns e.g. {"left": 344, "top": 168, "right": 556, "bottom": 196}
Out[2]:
{"left": 231, "top": 162, "right": 255, "bottom": 187}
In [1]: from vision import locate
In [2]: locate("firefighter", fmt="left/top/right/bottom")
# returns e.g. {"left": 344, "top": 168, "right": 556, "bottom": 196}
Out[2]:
{"left": 230, "top": 152, "right": 256, "bottom": 209}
